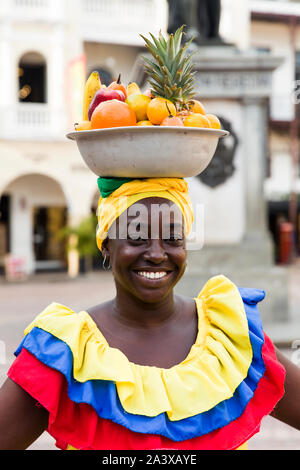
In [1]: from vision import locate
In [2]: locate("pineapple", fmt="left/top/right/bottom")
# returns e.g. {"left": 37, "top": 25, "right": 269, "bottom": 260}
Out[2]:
{"left": 140, "top": 26, "right": 196, "bottom": 112}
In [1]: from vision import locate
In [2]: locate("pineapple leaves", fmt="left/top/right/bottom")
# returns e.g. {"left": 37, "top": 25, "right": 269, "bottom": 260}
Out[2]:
{"left": 140, "top": 26, "right": 195, "bottom": 110}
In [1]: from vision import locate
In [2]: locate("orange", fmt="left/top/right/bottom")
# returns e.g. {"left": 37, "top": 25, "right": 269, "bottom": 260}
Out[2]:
{"left": 188, "top": 100, "right": 206, "bottom": 115}
{"left": 147, "top": 97, "right": 176, "bottom": 125}
{"left": 183, "top": 113, "right": 211, "bottom": 128}
{"left": 91, "top": 100, "right": 137, "bottom": 129}
{"left": 137, "top": 120, "right": 154, "bottom": 126}
{"left": 161, "top": 115, "right": 184, "bottom": 126}
{"left": 206, "top": 114, "right": 221, "bottom": 129}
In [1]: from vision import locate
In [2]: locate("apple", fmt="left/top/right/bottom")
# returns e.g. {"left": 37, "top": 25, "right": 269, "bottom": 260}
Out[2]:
{"left": 88, "top": 89, "right": 125, "bottom": 120}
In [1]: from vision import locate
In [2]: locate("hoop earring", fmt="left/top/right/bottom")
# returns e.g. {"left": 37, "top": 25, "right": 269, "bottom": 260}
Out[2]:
{"left": 102, "top": 253, "right": 111, "bottom": 271}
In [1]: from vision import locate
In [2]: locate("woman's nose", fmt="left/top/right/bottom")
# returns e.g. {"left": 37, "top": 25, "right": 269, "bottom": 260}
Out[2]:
{"left": 143, "top": 239, "right": 167, "bottom": 263}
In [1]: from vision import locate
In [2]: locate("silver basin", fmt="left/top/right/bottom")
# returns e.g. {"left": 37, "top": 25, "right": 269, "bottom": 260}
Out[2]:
{"left": 66, "top": 126, "right": 229, "bottom": 178}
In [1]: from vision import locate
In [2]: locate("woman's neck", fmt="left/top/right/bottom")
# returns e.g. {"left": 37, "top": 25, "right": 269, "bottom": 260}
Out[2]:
{"left": 111, "top": 285, "right": 181, "bottom": 329}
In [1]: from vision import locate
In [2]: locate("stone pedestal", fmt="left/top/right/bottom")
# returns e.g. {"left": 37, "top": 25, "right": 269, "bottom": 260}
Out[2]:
{"left": 131, "top": 46, "right": 290, "bottom": 326}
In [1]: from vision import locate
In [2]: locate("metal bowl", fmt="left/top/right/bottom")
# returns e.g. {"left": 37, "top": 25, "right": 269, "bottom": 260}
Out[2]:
{"left": 66, "top": 126, "right": 229, "bottom": 178}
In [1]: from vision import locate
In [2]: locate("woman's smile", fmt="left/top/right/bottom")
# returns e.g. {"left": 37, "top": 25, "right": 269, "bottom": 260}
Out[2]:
{"left": 132, "top": 268, "right": 174, "bottom": 284}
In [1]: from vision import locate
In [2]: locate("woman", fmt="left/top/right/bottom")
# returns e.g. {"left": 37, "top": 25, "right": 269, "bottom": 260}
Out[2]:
{"left": 0, "top": 177, "right": 299, "bottom": 450}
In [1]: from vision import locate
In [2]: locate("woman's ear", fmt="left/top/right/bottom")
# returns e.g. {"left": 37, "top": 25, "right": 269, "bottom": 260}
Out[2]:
{"left": 101, "top": 238, "right": 110, "bottom": 259}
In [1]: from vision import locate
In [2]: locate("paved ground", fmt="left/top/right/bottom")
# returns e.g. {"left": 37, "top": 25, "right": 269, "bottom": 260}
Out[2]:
{"left": 0, "top": 268, "right": 299, "bottom": 450}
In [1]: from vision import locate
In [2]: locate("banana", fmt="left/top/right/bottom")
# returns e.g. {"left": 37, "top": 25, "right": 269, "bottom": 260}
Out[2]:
{"left": 75, "top": 120, "right": 92, "bottom": 131}
{"left": 127, "top": 82, "right": 141, "bottom": 96}
{"left": 83, "top": 71, "right": 101, "bottom": 121}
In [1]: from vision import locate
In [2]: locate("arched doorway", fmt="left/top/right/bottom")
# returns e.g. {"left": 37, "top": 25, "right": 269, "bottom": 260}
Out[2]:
{"left": 18, "top": 51, "right": 47, "bottom": 103}
{"left": 0, "top": 174, "right": 67, "bottom": 275}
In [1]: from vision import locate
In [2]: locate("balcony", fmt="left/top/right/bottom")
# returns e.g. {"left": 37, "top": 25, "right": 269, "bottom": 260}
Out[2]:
{"left": 1, "top": 0, "right": 64, "bottom": 23}
{"left": 0, "top": 104, "right": 66, "bottom": 141}
{"left": 81, "top": 0, "right": 168, "bottom": 46}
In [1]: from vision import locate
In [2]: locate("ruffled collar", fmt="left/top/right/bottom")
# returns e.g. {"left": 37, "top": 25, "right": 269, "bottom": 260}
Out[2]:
{"left": 23, "top": 275, "right": 253, "bottom": 421}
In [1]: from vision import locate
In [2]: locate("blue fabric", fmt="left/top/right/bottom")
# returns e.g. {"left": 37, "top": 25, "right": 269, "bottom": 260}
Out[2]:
{"left": 15, "top": 288, "right": 266, "bottom": 442}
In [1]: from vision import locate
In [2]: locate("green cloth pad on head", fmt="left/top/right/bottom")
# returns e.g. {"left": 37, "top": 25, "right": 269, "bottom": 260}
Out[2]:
{"left": 97, "top": 177, "right": 134, "bottom": 198}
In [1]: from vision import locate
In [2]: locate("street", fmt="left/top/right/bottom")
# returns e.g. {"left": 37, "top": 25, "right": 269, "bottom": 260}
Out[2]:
{"left": 0, "top": 270, "right": 299, "bottom": 450}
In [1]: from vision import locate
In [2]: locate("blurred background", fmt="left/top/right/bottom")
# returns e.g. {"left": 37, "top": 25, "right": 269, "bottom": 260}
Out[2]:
{"left": 0, "top": 0, "right": 300, "bottom": 450}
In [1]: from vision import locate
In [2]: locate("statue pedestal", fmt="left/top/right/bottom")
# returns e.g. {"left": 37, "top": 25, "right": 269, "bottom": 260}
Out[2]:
{"left": 131, "top": 46, "right": 290, "bottom": 328}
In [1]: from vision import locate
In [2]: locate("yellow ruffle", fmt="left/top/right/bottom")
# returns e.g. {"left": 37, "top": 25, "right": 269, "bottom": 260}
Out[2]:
{"left": 24, "top": 275, "right": 252, "bottom": 421}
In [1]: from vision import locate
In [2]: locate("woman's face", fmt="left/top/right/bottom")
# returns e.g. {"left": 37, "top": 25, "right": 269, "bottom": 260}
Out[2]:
{"left": 102, "top": 197, "right": 187, "bottom": 303}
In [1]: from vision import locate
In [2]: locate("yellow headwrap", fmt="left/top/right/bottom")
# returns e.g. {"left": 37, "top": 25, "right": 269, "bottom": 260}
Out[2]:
{"left": 96, "top": 178, "right": 194, "bottom": 251}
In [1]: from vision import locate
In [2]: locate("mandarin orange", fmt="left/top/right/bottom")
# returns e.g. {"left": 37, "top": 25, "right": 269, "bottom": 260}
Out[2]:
{"left": 206, "top": 114, "right": 222, "bottom": 129}
{"left": 147, "top": 97, "right": 176, "bottom": 125}
{"left": 91, "top": 100, "right": 137, "bottom": 129}
{"left": 183, "top": 113, "right": 211, "bottom": 128}
{"left": 188, "top": 99, "right": 206, "bottom": 115}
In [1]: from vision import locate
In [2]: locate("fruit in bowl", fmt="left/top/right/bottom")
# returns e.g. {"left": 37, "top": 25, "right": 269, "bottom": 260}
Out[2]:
{"left": 125, "top": 93, "right": 151, "bottom": 122}
{"left": 75, "top": 26, "right": 224, "bottom": 133}
{"left": 88, "top": 88, "right": 125, "bottom": 120}
{"left": 91, "top": 99, "right": 136, "bottom": 129}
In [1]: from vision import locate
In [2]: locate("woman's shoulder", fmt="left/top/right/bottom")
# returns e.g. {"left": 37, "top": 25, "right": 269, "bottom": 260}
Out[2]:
{"left": 19, "top": 301, "right": 109, "bottom": 357}
{"left": 24, "top": 302, "right": 81, "bottom": 335}
{"left": 198, "top": 274, "right": 266, "bottom": 312}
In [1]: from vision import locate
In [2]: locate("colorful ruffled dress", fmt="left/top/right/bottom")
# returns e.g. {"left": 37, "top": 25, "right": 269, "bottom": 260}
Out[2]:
{"left": 8, "top": 275, "right": 286, "bottom": 450}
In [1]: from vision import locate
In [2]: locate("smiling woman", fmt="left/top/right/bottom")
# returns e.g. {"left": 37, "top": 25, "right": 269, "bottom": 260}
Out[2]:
{"left": 0, "top": 177, "right": 299, "bottom": 450}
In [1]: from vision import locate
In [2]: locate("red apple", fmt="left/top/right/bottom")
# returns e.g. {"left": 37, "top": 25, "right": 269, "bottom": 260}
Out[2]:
{"left": 88, "top": 89, "right": 125, "bottom": 120}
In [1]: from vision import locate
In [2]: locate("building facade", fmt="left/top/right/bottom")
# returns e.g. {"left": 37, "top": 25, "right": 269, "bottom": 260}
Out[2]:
{"left": 0, "top": 0, "right": 299, "bottom": 276}
{"left": 0, "top": 0, "right": 168, "bottom": 275}
{"left": 250, "top": 0, "right": 300, "bottom": 260}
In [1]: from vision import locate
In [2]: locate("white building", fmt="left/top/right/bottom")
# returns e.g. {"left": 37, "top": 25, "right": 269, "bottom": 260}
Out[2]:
{"left": 250, "top": 0, "right": 300, "bottom": 258}
{"left": 0, "top": 0, "right": 298, "bottom": 276}
{"left": 0, "top": 0, "right": 168, "bottom": 275}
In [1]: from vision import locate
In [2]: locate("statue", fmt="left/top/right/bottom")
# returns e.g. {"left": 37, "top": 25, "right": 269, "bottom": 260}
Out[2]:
{"left": 197, "top": 117, "right": 238, "bottom": 188}
{"left": 167, "top": 0, "right": 223, "bottom": 45}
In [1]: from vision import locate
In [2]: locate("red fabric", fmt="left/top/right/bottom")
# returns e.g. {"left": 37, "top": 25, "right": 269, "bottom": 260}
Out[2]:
{"left": 8, "top": 334, "right": 286, "bottom": 451}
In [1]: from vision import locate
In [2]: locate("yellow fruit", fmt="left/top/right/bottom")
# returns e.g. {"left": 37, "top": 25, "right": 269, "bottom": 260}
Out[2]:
{"left": 75, "top": 120, "right": 92, "bottom": 131}
{"left": 206, "top": 114, "right": 221, "bottom": 129}
{"left": 147, "top": 97, "right": 176, "bottom": 125}
{"left": 127, "top": 82, "right": 141, "bottom": 96}
{"left": 83, "top": 71, "right": 101, "bottom": 121}
{"left": 125, "top": 94, "right": 151, "bottom": 122}
{"left": 188, "top": 100, "right": 206, "bottom": 115}
{"left": 183, "top": 113, "right": 211, "bottom": 128}
{"left": 137, "top": 120, "right": 154, "bottom": 126}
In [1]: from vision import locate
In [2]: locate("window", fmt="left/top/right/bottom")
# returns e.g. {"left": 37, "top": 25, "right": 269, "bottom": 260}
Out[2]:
{"left": 18, "top": 52, "right": 47, "bottom": 103}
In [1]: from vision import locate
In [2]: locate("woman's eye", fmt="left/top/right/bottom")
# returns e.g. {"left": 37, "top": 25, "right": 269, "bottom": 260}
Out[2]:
{"left": 163, "top": 236, "right": 183, "bottom": 243}
{"left": 127, "top": 235, "right": 148, "bottom": 242}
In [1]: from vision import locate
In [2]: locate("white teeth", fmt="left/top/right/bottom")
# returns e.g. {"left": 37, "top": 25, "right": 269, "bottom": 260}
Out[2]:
{"left": 137, "top": 271, "right": 167, "bottom": 279}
